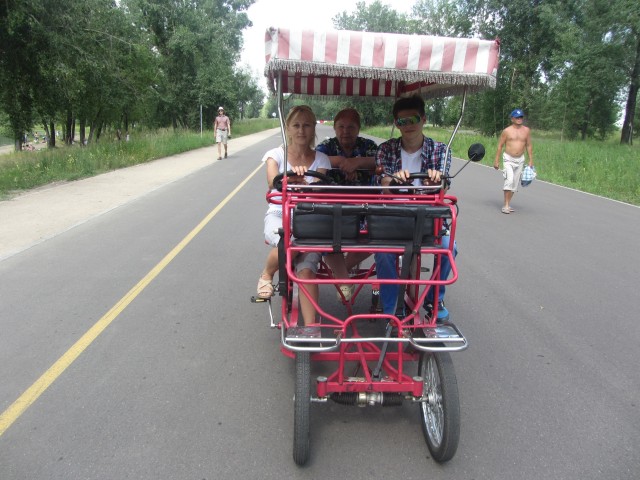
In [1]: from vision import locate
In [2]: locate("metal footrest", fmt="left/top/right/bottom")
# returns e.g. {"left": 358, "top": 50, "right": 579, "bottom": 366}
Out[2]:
{"left": 282, "top": 326, "right": 340, "bottom": 352}
{"left": 408, "top": 322, "right": 469, "bottom": 352}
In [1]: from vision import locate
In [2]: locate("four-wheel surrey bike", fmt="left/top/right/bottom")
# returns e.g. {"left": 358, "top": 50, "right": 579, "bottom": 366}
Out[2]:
{"left": 252, "top": 27, "right": 500, "bottom": 466}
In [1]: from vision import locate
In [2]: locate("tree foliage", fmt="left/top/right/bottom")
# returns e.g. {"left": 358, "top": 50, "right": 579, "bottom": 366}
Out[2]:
{"left": 3, "top": 0, "right": 638, "bottom": 148}
{"left": 329, "top": 0, "right": 639, "bottom": 142}
{"left": 0, "top": 0, "right": 263, "bottom": 149}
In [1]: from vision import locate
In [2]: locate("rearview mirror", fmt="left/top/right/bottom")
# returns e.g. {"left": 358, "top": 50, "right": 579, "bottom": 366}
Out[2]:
{"left": 447, "top": 143, "right": 486, "bottom": 179}
{"left": 468, "top": 143, "right": 485, "bottom": 162}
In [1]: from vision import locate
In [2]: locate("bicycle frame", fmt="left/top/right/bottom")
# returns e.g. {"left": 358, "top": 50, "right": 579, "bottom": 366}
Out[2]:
{"left": 259, "top": 26, "right": 499, "bottom": 465}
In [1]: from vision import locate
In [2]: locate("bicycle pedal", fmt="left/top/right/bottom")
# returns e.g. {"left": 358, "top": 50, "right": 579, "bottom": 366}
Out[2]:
{"left": 251, "top": 296, "right": 271, "bottom": 303}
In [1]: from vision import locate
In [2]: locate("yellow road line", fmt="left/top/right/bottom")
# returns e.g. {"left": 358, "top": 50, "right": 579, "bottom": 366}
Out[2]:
{"left": 0, "top": 162, "right": 265, "bottom": 437}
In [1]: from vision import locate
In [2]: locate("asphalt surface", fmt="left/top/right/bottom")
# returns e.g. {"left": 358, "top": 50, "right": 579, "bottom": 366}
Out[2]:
{"left": 1, "top": 126, "right": 639, "bottom": 479}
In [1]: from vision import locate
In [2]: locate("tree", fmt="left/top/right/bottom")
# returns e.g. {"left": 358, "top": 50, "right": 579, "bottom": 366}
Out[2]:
{"left": 613, "top": 0, "right": 640, "bottom": 144}
{"left": 410, "top": 0, "right": 472, "bottom": 37}
{"left": 125, "top": 0, "right": 253, "bottom": 129}
{"left": 333, "top": 0, "right": 411, "bottom": 33}
{"left": 1, "top": 0, "right": 263, "bottom": 151}
{"left": 0, "top": 1, "right": 46, "bottom": 150}
{"left": 0, "top": 0, "right": 158, "bottom": 148}
{"left": 232, "top": 68, "right": 264, "bottom": 119}
{"left": 537, "top": 0, "right": 626, "bottom": 139}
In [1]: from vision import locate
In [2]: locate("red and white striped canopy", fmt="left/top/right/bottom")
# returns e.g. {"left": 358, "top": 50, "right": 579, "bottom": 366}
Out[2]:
{"left": 264, "top": 27, "right": 500, "bottom": 98}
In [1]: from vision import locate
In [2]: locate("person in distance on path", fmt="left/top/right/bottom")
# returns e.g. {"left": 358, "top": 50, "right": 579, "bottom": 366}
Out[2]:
{"left": 214, "top": 107, "right": 231, "bottom": 160}
{"left": 494, "top": 108, "right": 534, "bottom": 214}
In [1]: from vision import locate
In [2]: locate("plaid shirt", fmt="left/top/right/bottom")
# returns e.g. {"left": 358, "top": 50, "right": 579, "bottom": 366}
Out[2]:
{"left": 316, "top": 136, "right": 378, "bottom": 158}
{"left": 375, "top": 136, "right": 451, "bottom": 185}
{"left": 316, "top": 136, "right": 378, "bottom": 185}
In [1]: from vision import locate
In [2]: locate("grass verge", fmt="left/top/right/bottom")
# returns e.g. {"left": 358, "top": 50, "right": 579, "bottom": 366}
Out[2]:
{"left": 0, "top": 118, "right": 280, "bottom": 199}
{"left": 364, "top": 125, "right": 640, "bottom": 206}
{"left": 2, "top": 120, "right": 638, "bottom": 206}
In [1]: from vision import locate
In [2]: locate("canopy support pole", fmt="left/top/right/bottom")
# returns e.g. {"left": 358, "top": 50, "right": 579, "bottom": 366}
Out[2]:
{"left": 276, "top": 72, "right": 288, "bottom": 171}
{"left": 443, "top": 87, "right": 468, "bottom": 173}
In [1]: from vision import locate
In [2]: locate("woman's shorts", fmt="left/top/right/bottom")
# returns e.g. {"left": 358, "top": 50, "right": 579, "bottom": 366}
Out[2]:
{"left": 264, "top": 211, "right": 320, "bottom": 274}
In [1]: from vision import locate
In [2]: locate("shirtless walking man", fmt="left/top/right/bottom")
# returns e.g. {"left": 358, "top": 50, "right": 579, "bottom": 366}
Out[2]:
{"left": 494, "top": 108, "right": 534, "bottom": 214}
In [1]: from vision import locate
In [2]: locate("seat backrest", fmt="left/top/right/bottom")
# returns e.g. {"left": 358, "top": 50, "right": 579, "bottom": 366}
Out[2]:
{"left": 366, "top": 205, "right": 451, "bottom": 244}
{"left": 292, "top": 204, "right": 361, "bottom": 240}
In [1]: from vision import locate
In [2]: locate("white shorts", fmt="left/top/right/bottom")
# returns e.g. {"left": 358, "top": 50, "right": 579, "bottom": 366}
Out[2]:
{"left": 502, "top": 153, "right": 524, "bottom": 191}
{"left": 264, "top": 211, "right": 320, "bottom": 274}
{"left": 216, "top": 129, "right": 228, "bottom": 144}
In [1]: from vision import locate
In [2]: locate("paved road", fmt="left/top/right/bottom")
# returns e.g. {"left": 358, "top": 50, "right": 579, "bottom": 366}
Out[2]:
{"left": 1, "top": 126, "right": 639, "bottom": 479}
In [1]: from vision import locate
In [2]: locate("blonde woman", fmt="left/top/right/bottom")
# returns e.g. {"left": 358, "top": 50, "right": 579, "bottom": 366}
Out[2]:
{"left": 256, "top": 106, "right": 331, "bottom": 327}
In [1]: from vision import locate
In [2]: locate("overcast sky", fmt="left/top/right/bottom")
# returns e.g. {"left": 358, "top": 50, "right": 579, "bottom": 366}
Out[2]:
{"left": 239, "top": 0, "right": 414, "bottom": 90}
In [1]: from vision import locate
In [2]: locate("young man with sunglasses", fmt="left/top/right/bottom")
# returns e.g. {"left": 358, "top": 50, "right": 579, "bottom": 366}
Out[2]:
{"left": 375, "top": 94, "right": 456, "bottom": 322}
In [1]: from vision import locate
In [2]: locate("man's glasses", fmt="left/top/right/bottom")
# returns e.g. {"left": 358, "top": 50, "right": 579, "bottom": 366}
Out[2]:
{"left": 395, "top": 114, "right": 422, "bottom": 127}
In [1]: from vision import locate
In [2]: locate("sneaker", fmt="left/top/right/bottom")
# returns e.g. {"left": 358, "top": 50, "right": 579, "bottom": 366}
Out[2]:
{"left": 295, "top": 326, "right": 322, "bottom": 339}
{"left": 224, "top": 152, "right": 228, "bottom": 158}
{"left": 424, "top": 300, "right": 450, "bottom": 323}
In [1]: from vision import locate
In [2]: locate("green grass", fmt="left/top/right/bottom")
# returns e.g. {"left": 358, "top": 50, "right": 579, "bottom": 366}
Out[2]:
{"left": 0, "top": 119, "right": 280, "bottom": 199}
{"left": 2, "top": 119, "right": 638, "bottom": 205}
{"left": 363, "top": 125, "right": 640, "bottom": 206}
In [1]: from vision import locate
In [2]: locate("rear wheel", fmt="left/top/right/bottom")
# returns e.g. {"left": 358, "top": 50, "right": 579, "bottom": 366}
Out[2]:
{"left": 293, "top": 351, "right": 311, "bottom": 465}
{"left": 418, "top": 350, "right": 460, "bottom": 462}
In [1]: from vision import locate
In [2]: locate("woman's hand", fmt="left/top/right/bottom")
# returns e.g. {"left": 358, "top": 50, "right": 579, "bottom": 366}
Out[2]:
{"left": 288, "top": 165, "right": 309, "bottom": 185}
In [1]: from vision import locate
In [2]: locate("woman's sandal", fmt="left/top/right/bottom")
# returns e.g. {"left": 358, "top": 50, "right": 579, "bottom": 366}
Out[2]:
{"left": 257, "top": 274, "right": 274, "bottom": 298}
{"left": 336, "top": 284, "right": 354, "bottom": 302}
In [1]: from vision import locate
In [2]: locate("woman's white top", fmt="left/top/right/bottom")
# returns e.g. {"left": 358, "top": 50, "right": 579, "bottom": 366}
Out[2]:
{"left": 262, "top": 146, "right": 331, "bottom": 215}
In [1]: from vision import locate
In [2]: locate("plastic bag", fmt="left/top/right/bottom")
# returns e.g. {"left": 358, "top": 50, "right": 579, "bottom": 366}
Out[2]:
{"left": 521, "top": 165, "right": 536, "bottom": 187}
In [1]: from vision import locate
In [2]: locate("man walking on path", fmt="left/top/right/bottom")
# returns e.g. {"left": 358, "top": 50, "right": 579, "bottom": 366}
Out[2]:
{"left": 214, "top": 107, "right": 231, "bottom": 160}
{"left": 494, "top": 108, "right": 534, "bottom": 214}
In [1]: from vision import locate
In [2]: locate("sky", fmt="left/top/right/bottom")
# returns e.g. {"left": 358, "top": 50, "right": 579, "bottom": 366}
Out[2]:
{"left": 239, "top": 0, "right": 414, "bottom": 91}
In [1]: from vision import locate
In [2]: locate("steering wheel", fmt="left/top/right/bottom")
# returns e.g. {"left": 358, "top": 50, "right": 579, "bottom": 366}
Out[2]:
{"left": 272, "top": 170, "right": 335, "bottom": 191}
{"left": 387, "top": 172, "right": 445, "bottom": 187}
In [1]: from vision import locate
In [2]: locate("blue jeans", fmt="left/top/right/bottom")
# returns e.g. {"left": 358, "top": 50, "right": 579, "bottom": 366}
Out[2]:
{"left": 374, "top": 235, "right": 457, "bottom": 314}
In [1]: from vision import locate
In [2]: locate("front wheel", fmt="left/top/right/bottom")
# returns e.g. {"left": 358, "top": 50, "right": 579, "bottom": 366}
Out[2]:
{"left": 293, "top": 351, "right": 311, "bottom": 465}
{"left": 418, "top": 350, "right": 460, "bottom": 462}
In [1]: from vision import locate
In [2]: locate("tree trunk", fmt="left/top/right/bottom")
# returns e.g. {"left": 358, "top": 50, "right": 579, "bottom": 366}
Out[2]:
{"left": 95, "top": 120, "right": 104, "bottom": 141}
{"left": 65, "top": 109, "right": 73, "bottom": 145}
{"left": 79, "top": 118, "right": 86, "bottom": 146}
{"left": 581, "top": 99, "right": 593, "bottom": 141}
{"left": 42, "top": 122, "right": 51, "bottom": 147}
{"left": 48, "top": 121, "right": 56, "bottom": 148}
{"left": 620, "top": 36, "right": 640, "bottom": 145}
{"left": 88, "top": 108, "right": 102, "bottom": 145}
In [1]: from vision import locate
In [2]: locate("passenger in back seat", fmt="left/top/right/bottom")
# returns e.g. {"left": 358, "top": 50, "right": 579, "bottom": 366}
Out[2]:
{"left": 316, "top": 108, "right": 377, "bottom": 184}
{"left": 316, "top": 108, "right": 378, "bottom": 300}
